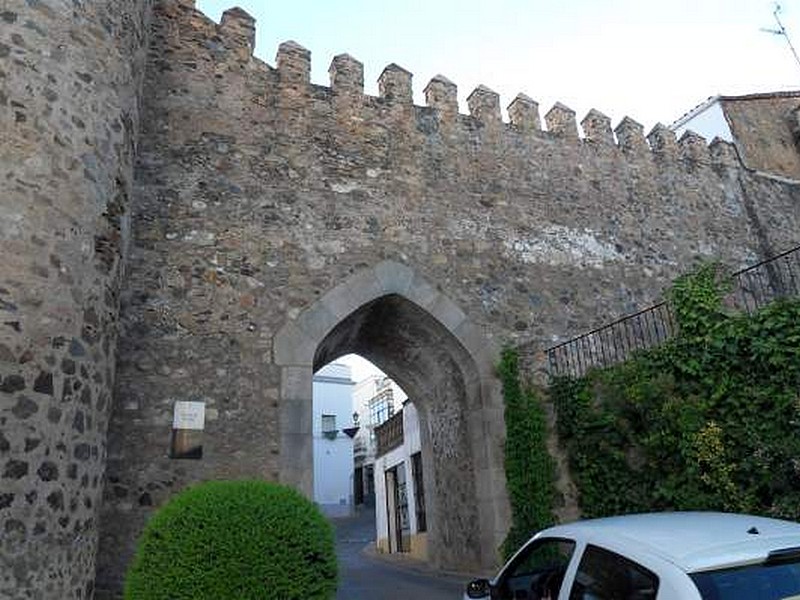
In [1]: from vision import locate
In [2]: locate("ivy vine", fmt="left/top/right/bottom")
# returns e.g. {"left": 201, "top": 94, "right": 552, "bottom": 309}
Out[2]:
{"left": 551, "top": 264, "right": 800, "bottom": 520}
{"left": 499, "top": 348, "right": 555, "bottom": 559}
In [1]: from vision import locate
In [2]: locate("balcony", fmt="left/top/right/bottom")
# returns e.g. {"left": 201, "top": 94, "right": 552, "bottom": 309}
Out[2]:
{"left": 375, "top": 410, "right": 403, "bottom": 457}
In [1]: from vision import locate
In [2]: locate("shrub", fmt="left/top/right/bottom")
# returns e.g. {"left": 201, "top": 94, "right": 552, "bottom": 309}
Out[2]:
{"left": 551, "top": 263, "right": 800, "bottom": 521}
{"left": 124, "top": 480, "right": 337, "bottom": 600}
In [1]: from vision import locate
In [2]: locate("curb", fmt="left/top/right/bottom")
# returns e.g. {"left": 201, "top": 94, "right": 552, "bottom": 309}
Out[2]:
{"left": 360, "top": 542, "right": 491, "bottom": 583}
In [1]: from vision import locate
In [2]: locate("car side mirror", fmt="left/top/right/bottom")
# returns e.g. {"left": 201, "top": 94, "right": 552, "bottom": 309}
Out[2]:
{"left": 466, "top": 578, "right": 492, "bottom": 598}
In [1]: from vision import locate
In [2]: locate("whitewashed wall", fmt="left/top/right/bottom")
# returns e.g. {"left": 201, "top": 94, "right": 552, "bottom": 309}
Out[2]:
{"left": 375, "top": 402, "right": 422, "bottom": 546}
{"left": 313, "top": 362, "right": 355, "bottom": 517}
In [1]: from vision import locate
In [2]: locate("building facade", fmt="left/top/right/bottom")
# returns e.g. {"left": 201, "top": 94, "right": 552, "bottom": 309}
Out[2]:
{"left": 374, "top": 402, "right": 428, "bottom": 560}
{"left": 351, "top": 374, "right": 406, "bottom": 507}
{"left": 312, "top": 362, "right": 356, "bottom": 517}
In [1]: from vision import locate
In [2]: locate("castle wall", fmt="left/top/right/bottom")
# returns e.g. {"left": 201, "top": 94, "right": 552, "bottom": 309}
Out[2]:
{"left": 0, "top": 1, "right": 151, "bottom": 598}
{"left": 84, "top": 0, "right": 800, "bottom": 592}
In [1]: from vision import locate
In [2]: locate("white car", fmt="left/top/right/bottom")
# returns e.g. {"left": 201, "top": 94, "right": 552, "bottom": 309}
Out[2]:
{"left": 464, "top": 512, "right": 800, "bottom": 599}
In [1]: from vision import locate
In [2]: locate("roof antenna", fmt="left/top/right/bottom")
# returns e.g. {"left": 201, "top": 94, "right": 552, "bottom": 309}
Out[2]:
{"left": 761, "top": 3, "right": 800, "bottom": 72}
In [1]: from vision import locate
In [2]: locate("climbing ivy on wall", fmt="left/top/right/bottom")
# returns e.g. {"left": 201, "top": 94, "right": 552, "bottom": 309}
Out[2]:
{"left": 551, "top": 264, "right": 800, "bottom": 520}
{"left": 499, "top": 349, "right": 555, "bottom": 559}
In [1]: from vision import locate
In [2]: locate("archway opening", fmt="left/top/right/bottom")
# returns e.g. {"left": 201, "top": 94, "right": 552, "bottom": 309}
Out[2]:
{"left": 313, "top": 354, "right": 423, "bottom": 555}
{"left": 275, "top": 263, "right": 508, "bottom": 571}
{"left": 314, "top": 294, "right": 484, "bottom": 569}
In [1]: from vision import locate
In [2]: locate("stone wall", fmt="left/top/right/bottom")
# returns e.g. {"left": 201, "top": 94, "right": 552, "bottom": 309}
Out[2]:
{"left": 91, "top": 0, "right": 800, "bottom": 592}
{"left": 2, "top": 0, "right": 799, "bottom": 595}
{"left": 0, "top": 1, "right": 151, "bottom": 598}
{"left": 722, "top": 93, "right": 800, "bottom": 181}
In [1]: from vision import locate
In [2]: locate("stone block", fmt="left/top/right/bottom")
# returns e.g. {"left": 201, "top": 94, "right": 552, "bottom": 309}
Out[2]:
{"left": 373, "top": 260, "right": 414, "bottom": 296}
{"left": 508, "top": 93, "right": 541, "bottom": 132}
{"left": 220, "top": 7, "right": 255, "bottom": 53}
{"left": 545, "top": 102, "right": 578, "bottom": 139}
{"left": 647, "top": 123, "right": 678, "bottom": 157}
{"left": 679, "top": 130, "right": 710, "bottom": 163}
{"left": 615, "top": 116, "right": 646, "bottom": 153}
{"left": 428, "top": 291, "right": 467, "bottom": 333}
{"left": 405, "top": 272, "right": 440, "bottom": 311}
{"left": 279, "top": 434, "right": 313, "bottom": 493}
{"left": 279, "top": 398, "right": 312, "bottom": 435}
{"left": 467, "top": 85, "right": 501, "bottom": 126}
{"left": 295, "top": 300, "right": 339, "bottom": 344}
{"left": 329, "top": 53, "right": 364, "bottom": 98}
{"left": 276, "top": 40, "right": 310, "bottom": 87}
{"left": 424, "top": 75, "right": 458, "bottom": 120}
{"left": 273, "top": 322, "right": 315, "bottom": 367}
{"left": 378, "top": 63, "right": 413, "bottom": 104}
{"left": 710, "top": 137, "right": 739, "bottom": 167}
{"left": 581, "top": 108, "right": 613, "bottom": 144}
{"left": 279, "top": 366, "right": 312, "bottom": 402}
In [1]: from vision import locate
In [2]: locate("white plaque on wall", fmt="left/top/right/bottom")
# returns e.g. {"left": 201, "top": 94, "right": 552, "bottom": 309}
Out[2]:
{"left": 173, "top": 401, "right": 206, "bottom": 430}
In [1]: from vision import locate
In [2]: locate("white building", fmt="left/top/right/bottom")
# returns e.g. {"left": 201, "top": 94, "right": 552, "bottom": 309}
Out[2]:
{"left": 669, "top": 91, "right": 800, "bottom": 180}
{"left": 351, "top": 374, "right": 406, "bottom": 506}
{"left": 374, "top": 401, "right": 428, "bottom": 560}
{"left": 312, "top": 362, "right": 357, "bottom": 518}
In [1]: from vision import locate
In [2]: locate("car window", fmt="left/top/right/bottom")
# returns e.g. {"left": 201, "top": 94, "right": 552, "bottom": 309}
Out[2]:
{"left": 498, "top": 538, "right": 576, "bottom": 600}
{"left": 691, "top": 560, "right": 800, "bottom": 599}
{"left": 568, "top": 544, "right": 659, "bottom": 600}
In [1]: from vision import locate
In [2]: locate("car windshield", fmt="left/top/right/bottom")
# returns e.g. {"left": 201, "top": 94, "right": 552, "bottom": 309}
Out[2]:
{"left": 690, "top": 560, "right": 800, "bottom": 600}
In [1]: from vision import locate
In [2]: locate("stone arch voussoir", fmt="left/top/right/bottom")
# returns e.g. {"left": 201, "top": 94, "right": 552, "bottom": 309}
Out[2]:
{"left": 274, "top": 260, "right": 496, "bottom": 381}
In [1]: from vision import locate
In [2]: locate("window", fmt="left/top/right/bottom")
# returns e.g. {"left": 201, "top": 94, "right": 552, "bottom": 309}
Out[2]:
{"left": 569, "top": 545, "right": 658, "bottom": 600}
{"left": 369, "top": 390, "right": 394, "bottom": 426}
{"left": 411, "top": 452, "right": 426, "bottom": 532}
{"left": 498, "top": 538, "right": 576, "bottom": 600}
{"left": 321, "top": 414, "right": 336, "bottom": 439}
{"left": 691, "top": 560, "right": 800, "bottom": 600}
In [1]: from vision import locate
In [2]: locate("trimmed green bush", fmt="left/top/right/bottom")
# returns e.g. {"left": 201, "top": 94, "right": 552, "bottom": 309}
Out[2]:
{"left": 124, "top": 480, "right": 337, "bottom": 600}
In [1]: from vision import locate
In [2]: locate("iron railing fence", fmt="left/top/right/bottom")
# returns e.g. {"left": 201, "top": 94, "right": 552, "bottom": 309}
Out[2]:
{"left": 546, "top": 301, "right": 677, "bottom": 379}
{"left": 545, "top": 244, "right": 800, "bottom": 379}
{"left": 731, "top": 245, "right": 800, "bottom": 313}
{"left": 375, "top": 410, "right": 403, "bottom": 457}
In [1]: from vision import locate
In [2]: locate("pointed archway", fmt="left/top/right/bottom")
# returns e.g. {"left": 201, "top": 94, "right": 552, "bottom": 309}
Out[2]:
{"left": 274, "top": 261, "right": 509, "bottom": 570}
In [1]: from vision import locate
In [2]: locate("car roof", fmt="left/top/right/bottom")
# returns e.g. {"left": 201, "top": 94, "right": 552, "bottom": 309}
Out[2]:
{"left": 539, "top": 512, "right": 800, "bottom": 573}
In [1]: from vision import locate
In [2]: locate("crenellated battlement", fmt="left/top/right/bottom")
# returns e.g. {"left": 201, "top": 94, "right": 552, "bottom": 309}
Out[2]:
{"left": 70, "top": 2, "right": 800, "bottom": 595}
{"left": 162, "top": 1, "right": 740, "bottom": 173}
{"left": 6, "top": 1, "right": 799, "bottom": 597}
{"left": 219, "top": 7, "right": 255, "bottom": 54}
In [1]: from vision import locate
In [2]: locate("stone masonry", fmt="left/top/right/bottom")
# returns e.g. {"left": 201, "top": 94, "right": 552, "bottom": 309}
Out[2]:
{"left": 0, "top": 1, "right": 152, "bottom": 598}
{"left": 2, "top": 0, "right": 800, "bottom": 598}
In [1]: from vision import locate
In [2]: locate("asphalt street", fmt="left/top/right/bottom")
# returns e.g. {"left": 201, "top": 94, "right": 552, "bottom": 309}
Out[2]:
{"left": 333, "top": 507, "right": 469, "bottom": 600}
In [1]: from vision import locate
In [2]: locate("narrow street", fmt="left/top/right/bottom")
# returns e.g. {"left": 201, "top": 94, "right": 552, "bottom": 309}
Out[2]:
{"left": 333, "top": 507, "right": 469, "bottom": 600}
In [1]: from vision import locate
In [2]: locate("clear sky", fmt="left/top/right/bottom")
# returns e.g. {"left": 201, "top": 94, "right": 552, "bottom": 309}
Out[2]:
{"left": 339, "top": 353, "right": 382, "bottom": 383}
{"left": 197, "top": 0, "right": 800, "bottom": 131}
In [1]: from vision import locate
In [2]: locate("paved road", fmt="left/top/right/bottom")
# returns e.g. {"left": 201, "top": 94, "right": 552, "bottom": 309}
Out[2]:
{"left": 333, "top": 507, "right": 468, "bottom": 600}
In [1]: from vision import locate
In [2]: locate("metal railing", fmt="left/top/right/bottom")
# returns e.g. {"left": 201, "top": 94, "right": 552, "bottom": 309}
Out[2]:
{"left": 546, "top": 244, "right": 800, "bottom": 379}
{"left": 546, "top": 301, "right": 677, "bottom": 379}
{"left": 375, "top": 410, "right": 404, "bottom": 457}
{"left": 731, "top": 245, "right": 800, "bottom": 313}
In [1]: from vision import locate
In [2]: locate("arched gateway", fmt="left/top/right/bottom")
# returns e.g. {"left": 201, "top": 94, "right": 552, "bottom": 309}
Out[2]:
{"left": 274, "top": 260, "right": 510, "bottom": 570}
